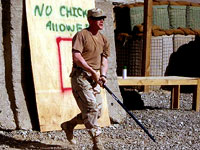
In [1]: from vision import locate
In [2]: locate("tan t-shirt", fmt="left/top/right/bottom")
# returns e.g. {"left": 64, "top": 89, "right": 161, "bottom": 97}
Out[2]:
{"left": 72, "top": 28, "right": 110, "bottom": 70}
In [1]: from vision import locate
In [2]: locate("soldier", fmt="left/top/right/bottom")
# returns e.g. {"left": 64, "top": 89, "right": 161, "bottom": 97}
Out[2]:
{"left": 61, "top": 8, "right": 110, "bottom": 150}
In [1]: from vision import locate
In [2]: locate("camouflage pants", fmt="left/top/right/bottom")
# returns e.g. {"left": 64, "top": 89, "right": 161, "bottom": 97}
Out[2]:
{"left": 70, "top": 68, "right": 103, "bottom": 132}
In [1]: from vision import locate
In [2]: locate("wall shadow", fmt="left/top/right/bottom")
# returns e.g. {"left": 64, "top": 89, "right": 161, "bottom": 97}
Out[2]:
{"left": 1, "top": 0, "right": 19, "bottom": 128}
{"left": 21, "top": 0, "right": 40, "bottom": 130}
{"left": 164, "top": 35, "right": 200, "bottom": 92}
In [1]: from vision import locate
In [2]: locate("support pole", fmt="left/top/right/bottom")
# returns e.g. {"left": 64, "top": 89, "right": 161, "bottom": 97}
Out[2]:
{"left": 142, "top": 0, "right": 153, "bottom": 92}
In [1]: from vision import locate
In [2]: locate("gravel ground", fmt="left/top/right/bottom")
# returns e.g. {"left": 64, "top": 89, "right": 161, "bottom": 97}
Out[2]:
{"left": 0, "top": 90, "right": 200, "bottom": 150}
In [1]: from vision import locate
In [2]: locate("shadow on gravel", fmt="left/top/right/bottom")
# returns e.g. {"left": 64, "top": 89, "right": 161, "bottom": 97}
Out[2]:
{"left": 120, "top": 86, "right": 144, "bottom": 110}
{"left": 0, "top": 134, "right": 62, "bottom": 149}
{"left": 143, "top": 106, "right": 170, "bottom": 110}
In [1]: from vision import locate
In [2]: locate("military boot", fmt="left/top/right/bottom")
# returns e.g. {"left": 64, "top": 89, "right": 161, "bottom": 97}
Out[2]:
{"left": 89, "top": 127, "right": 104, "bottom": 150}
{"left": 92, "top": 135, "right": 104, "bottom": 150}
{"left": 61, "top": 118, "right": 77, "bottom": 144}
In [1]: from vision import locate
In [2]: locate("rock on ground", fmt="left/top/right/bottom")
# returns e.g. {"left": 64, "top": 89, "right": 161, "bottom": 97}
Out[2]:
{"left": 0, "top": 90, "right": 200, "bottom": 150}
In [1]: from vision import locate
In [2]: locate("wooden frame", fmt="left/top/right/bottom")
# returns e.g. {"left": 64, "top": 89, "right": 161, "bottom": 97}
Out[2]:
{"left": 142, "top": 0, "right": 153, "bottom": 91}
{"left": 118, "top": 76, "right": 200, "bottom": 112}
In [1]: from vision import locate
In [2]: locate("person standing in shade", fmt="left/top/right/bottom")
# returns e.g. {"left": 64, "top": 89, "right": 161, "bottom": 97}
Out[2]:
{"left": 61, "top": 8, "right": 110, "bottom": 150}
